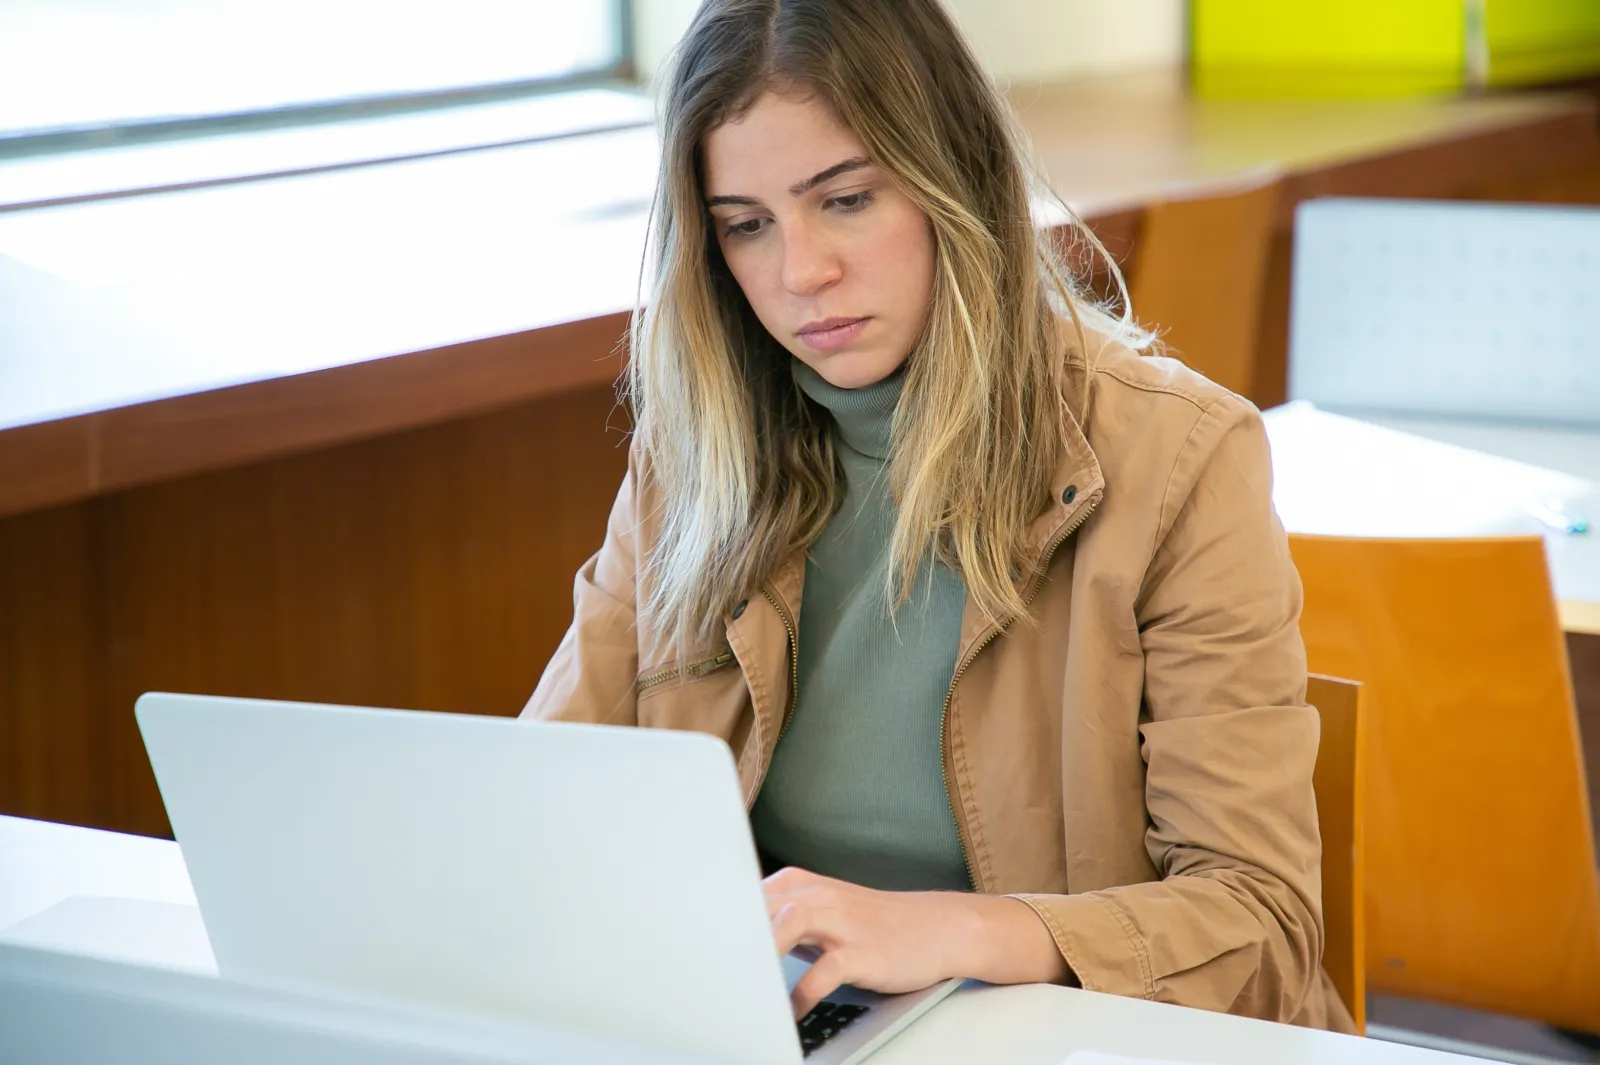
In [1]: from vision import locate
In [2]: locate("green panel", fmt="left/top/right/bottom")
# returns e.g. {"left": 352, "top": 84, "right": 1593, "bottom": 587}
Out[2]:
{"left": 1485, "top": 0, "right": 1600, "bottom": 85}
{"left": 1193, "top": 0, "right": 1463, "bottom": 65}
{"left": 1192, "top": 0, "right": 1465, "bottom": 98}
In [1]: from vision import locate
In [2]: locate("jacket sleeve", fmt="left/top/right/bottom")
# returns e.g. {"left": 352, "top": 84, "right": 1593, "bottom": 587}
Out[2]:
{"left": 1013, "top": 399, "right": 1330, "bottom": 1024}
{"left": 520, "top": 446, "right": 645, "bottom": 727}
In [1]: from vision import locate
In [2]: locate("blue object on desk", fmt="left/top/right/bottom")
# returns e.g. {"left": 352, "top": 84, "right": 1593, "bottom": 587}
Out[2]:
{"left": 1527, "top": 498, "right": 1591, "bottom": 536}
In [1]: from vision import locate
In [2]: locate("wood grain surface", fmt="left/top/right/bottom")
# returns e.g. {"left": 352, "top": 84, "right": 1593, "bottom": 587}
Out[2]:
{"left": 0, "top": 382, "right": 628, "bottom": 837}
{"left": 1128, "top": 176, "right": 1281, "bottom": 395}
{"left": 1292, "top": 534, "right": 1600, "bottom": 1034}
{"left": 1308, "top": 673, "right": 1367, "bottom": 1035}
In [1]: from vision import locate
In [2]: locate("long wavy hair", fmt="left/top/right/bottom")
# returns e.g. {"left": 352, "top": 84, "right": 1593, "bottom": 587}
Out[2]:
{"left": 630, "top": 0, "right": 1146, "bottom": 652}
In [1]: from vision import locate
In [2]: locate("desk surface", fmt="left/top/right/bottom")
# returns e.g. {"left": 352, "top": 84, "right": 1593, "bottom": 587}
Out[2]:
{"left": 0, "top": 73, "right": 1591, "bottom": 518}
{"left": 1364, "top": 413, "right": 1600, "bottom": 636}
{"left": 1263, "top": 406, "right": 1600, "bottom": 635}
{"left": 1013, "top": 72, "right": 1593, "bottom": 220}
{"left": 0, "top": 813, "right": 1484, "bottom": 1064}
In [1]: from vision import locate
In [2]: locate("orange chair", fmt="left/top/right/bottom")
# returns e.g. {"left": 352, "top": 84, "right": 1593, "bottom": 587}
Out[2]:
{"left": 1309, "top": 672, "right": 1367, "bottom": 1034}
{"left": 1291, "top": 534, "right": 1600, "bottom": 1033}
{"left": 1128, "top": 173, "right": 1281, "bottom": 400}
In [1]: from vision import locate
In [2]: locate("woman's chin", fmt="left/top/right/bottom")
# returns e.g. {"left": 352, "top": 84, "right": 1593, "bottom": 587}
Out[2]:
{"left": 798, "top": 349, "right": 909, "bottom": 390}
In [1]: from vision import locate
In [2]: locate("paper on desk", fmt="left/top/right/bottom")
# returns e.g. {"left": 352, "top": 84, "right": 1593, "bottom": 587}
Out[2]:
{"left": 1263, "top": 401, "right": 1592, "bottom": 538}
{"left": 0, "top": 895, "right": 218, "bottom": 975}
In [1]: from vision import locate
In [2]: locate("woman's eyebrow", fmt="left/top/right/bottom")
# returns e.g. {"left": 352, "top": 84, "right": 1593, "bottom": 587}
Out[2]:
{"left": 704, "top": 156, "right": 873, "bottom": 208}
{"left": 786, "top": 156, "right": 871, "bottom": 196}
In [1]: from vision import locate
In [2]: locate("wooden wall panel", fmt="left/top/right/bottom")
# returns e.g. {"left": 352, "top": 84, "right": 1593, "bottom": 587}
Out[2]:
{"left": 1460, "top": 143, "right": 1600, "bottom": 207}
{"left": 0, "top": 382, "right": 629, "bottom": 839}
{"left": 0, "top": 500, "right": 105, "bottom": 828}
{"left": 1250, "top": 228, "right": 1295, "bottom": 409}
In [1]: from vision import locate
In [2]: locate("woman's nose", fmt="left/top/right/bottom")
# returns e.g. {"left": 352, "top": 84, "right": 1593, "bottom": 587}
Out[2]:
{"left": 780, "top": 221, "right": 843, "bottom": 296}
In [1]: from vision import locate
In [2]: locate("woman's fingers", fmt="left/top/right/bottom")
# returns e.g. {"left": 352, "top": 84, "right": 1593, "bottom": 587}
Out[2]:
{"left": 789, "top": 950, "right": 850, "bottom": 1019}
{"left": 764, "top": 867, "right": 970, "bottom": 1014}
{"left": 771, "top": 898, "right": 840, "bottom": 956}
{"left": 763, "top": 865, "right": 820, "bottom": 912}
{"left": 765, "top": 867, "right": 843, "bottom": 955}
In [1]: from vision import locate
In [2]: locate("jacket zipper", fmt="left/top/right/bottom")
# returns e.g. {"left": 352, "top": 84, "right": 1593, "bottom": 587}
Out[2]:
{"left": 635, "top": 650, "right": 737, "bottom": 693}
{"left": 759, "top": 586, "right": 800, "bottom": 739}
{"left": 939, "top": 494, "right": 1101, "bottom": 890}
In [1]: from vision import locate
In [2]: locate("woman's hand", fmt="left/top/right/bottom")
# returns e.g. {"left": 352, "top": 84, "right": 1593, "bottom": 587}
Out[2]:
{"left": 763, "top": 866, "right": 1073, "bottom": 1017}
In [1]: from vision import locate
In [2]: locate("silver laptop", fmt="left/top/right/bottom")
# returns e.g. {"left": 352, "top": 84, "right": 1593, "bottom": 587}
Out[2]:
{"left": 135, "top": 693, "right": 962, "bottom": 1065}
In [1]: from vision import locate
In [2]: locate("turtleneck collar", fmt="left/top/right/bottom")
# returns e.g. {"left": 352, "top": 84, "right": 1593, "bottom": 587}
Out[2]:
{"left": 792, "top": 359, "right": 903, "bottom": 461}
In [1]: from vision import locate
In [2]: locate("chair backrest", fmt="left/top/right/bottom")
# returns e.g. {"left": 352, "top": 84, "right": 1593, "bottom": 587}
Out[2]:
{"left": 1288, "top": 197, "right": 1600, "bottom": 426}
{"left": 1307, "top": 673, "right": 1366, "bottom": 1034}
{"left": 1128, "top": 175, "right": 1281, "bottom": 401}
{"left": 1290, "top": 533, "right": 1600, "bottom": 1032}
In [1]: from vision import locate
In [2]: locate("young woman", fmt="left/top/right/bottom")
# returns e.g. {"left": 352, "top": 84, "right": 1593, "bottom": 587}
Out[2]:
{"left": 524, "top": 0, "right": 1352, "bottom": 1032}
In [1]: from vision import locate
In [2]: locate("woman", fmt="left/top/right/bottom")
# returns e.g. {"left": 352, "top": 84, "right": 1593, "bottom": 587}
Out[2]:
{"left": 524, "top": 0, "right": 1352, "bottom": 1032}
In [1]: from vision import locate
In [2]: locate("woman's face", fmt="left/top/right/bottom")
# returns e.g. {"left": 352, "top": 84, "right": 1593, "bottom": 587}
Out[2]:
{"left": 702, "top": 92, "right": 936, "bottom": 390}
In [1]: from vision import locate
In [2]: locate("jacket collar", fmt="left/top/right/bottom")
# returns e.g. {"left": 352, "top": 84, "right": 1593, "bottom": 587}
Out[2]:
{"left": 1021, "top": 400, "right": 1105, "bottom": 570}
{"left": 761, "top": 402, "right": 1105, "bottom": 623}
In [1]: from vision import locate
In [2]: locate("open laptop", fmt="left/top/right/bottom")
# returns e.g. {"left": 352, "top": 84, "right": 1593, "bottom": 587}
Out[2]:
{"left": 135, "top": 693, "right": 962, "bottom": 1065}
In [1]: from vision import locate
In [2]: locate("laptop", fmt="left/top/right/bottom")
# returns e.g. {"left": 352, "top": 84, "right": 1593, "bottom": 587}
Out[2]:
{"left": 135, "top": 693, "right": 963, "bottom": 1065}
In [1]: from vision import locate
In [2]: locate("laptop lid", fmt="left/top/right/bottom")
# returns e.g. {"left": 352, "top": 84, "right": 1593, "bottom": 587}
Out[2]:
{"left": 135, "top": 693, "right": 800, "bottom": 1065}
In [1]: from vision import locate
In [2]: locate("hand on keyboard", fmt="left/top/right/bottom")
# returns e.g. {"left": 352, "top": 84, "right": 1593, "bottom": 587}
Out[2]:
{"left": 796, "top": 1000, "right": 871, "bottom": 1057}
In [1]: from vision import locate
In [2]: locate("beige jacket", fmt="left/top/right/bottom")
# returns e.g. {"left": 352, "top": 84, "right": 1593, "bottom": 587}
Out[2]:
{"left": 523, "top": 339, "right": 1354, "bottom": 1031}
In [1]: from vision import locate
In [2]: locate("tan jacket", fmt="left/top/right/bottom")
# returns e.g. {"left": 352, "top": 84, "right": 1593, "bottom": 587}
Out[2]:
{"left": 523, "top": 339, "right": 1354, "bottom": 1031}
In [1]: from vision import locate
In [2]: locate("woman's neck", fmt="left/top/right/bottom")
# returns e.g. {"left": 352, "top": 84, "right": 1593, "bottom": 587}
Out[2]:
{"left": 792, "top": 359, "right": 903, "bottom": 461}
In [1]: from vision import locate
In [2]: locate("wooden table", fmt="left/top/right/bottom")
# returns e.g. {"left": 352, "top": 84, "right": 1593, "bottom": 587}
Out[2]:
{"left": 1, "top": 72, "right": 1596, "bottom": 836}
{"left": 1015, "top": 70, "right": 1597, "bottom": 222}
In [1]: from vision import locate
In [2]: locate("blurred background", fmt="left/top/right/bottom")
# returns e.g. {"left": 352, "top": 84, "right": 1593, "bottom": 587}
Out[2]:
{"left": 1, "top": 2, "right": 1599, "bottom": 1061}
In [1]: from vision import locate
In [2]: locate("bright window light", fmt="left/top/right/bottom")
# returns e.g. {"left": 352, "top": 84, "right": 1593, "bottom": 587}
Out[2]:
{"left": 0, "top": 1, "right": 625, "bottom": 139}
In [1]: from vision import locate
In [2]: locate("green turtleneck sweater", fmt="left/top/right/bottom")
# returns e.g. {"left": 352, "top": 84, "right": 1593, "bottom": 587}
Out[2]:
{"left": 749, "top": 361, "right": 970, "bottom": 892}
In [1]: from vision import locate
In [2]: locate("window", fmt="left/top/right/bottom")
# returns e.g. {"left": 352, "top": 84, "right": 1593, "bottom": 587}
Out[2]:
{"left": 0, "top": 1, "right": 631, "bottom": 149}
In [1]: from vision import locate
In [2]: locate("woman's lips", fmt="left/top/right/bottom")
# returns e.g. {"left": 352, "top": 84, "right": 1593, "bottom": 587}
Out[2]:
{"left": 797, "top": 317, "right": 869, "bottom": 352}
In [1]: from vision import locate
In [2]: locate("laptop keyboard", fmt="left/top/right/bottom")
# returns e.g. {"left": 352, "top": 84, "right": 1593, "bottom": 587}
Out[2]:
{"left": 797, "top": 1001, "right": 871, "bottom": 1057}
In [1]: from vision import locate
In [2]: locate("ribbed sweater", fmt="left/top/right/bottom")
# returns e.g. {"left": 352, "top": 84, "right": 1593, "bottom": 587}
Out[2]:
{"left": 749, "top": 360, "right": 970, "bottom": 892}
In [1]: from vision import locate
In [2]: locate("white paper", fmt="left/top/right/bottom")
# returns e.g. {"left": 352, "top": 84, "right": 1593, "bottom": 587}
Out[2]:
{"left": 0, "top": 895, "right": 218, "bottom": 975}
{"left": 1263, "top": 401, "right": 1592, "bottom": 538}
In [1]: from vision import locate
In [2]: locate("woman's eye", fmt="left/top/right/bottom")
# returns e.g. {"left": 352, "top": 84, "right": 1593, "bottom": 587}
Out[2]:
{"left": 828, "top": 191, "right": 873, "bottom": 212}
{"left": 725, "top": 218, "right": 766, "bottom": 239}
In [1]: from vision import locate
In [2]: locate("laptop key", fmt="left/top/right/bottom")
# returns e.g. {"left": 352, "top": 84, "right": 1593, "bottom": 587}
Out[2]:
{"left": 797, "top": 1000, "right": 871, "bottom": 1057}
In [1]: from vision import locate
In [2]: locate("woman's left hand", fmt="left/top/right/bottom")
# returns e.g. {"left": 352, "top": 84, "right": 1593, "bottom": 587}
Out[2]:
{"left": 763, "top": 866, "right": 1072, "bottom": 1017}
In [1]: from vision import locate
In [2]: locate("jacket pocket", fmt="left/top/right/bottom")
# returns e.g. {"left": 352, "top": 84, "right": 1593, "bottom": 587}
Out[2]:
{"left": 635, "top": 649, "right": 751, "bottom": 747}
{"left": 635, "top": 649, "right": 737, "bottom": 697}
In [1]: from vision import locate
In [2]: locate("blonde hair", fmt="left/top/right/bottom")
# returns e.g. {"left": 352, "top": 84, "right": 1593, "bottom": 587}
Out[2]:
{"left": 630, "top": 0, "right": 1145, "bottom": 651}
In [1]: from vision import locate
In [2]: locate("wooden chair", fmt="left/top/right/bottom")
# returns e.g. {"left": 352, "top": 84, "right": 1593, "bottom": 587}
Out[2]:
{"left": 1127, "top": 173, "right": 1281, "bottom": 400}
{"left": 1290, "top": 534, "right": 1600, "bottom": 1033}
{"left": 1308, "top": 672, "right": 1367, "bottom": 1034}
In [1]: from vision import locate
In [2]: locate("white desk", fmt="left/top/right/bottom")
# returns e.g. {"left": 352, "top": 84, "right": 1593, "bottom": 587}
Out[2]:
{"left": 0, "top": 813, "right": 196, "bottom": 931}
{"left": 1263, "top": 405, "right": 1600, "bottom": 637}
{"left": 1361, "top": 414, "right": 1600, "bottom": 637}
{"left": 0, "top": 814, "right": 1485, "bottom": 1065}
